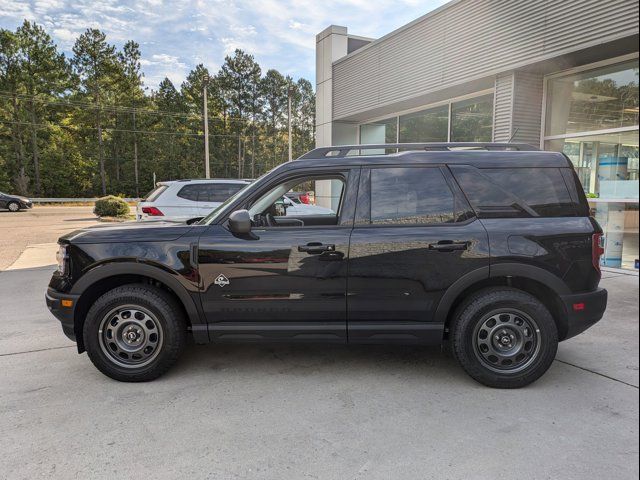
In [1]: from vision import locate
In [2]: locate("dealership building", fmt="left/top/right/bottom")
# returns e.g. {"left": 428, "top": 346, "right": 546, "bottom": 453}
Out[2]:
{"left": 315, "top": 0, "right": 639, "bottom": 270}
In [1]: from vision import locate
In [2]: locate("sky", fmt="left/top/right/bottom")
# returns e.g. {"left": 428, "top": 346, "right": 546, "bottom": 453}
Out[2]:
{"left": 0, "top": 0, "right": 448, "bottom": 91}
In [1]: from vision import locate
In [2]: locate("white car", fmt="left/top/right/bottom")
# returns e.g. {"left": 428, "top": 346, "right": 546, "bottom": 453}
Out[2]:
{"left": 137, "top": 179, "right": 250, "bottom": 222}
{"left": 282, "top": 196, "right": 335, "bottom": 216}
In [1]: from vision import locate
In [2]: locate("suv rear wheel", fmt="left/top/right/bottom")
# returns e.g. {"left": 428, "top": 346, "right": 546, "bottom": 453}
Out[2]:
{"left": 83, "top": 284, "right": 186, "bottom": 382}
{"left": 452, "top": 287, "right": 558, "bottom": 388}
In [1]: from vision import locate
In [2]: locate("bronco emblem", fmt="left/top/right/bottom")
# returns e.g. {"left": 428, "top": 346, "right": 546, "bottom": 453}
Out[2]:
{"left": 214, "top": 274, "right": 230, "bottom": 287}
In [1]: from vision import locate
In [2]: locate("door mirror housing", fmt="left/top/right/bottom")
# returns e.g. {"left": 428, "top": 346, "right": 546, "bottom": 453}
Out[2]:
{"left": 228, "top": 209, "right": 252, "bottom": 234}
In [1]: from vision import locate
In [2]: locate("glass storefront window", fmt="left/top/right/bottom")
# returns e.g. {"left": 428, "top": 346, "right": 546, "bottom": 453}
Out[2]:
{"left": 360, "top": 117, "right": 397, "bottom": 144}
{"left": 358, "top": 92, "right": 494, "bottom": 148}
{"left": 545, "top": 59, "right": 639, "bottom": 270}
{"left": 450, "top": 94, "right": 494, "bottom": 142}
{"left": 545, "top": 60, "right": 639, "bottom": 136}
{"left": 399, "top": 105, "right": 449, "bottom": 142}
{"left": 546, "top": 133, "right": 639, "bottom": 269}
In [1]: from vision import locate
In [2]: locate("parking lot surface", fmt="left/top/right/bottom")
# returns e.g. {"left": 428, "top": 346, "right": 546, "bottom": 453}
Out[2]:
{"left": 0, "top": 209, "right": 638, "bottom": 479}
{"left": 0, "top": 206, "right": 100, "bottom": 270}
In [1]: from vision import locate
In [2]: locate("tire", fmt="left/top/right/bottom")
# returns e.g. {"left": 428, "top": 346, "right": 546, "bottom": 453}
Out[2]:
{"left": 7, "top": 201, "right": 20, "bottom": 212}
{"left": 451, "top": 287, "right": 558, "bottom": 389}
{"left": 83, "top": 284, "right": 187, "bottom": 382}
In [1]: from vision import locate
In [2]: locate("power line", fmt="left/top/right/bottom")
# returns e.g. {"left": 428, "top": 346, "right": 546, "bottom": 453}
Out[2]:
{"left": 0, "top": 90, "right": 277, "bottom": 124}
{"left": 0, "top": 119, "right": 301, "bottom": 142}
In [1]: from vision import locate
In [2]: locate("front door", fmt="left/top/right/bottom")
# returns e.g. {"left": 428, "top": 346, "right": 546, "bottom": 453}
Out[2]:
{"left": 198, "top": 169, "right": 358, "bottom": 342}
{"left": 347, "top": 166, "right": 490, "bottom": 343}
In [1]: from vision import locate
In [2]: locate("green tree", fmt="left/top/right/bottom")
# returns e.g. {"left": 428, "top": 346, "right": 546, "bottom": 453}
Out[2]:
{"left": 0, "top": 29, "right": 28, "bottom": 193}
{"left": 15, "top": 20, "right": 72, "bottom": 195}
{"left": 72, "top": 28, "right": 119, "bottom": 195}
{"left": 117, "top": 40, "right": 145, "bottom": 195}
{"left": 218, "top": 49, "right": 261, "bottom": 176}
{"left": 260, "top": 69, "right": 288, "bottom": 168}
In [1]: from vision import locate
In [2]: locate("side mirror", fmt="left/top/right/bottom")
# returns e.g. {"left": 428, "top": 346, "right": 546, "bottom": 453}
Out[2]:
{"left": 228, "top": 209, "right": 252, "bottom": 234}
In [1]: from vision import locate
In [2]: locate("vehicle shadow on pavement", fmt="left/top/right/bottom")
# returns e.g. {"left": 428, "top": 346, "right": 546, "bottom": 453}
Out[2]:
{"left": 166, "top": 342, "right": 474, "bottom": 385}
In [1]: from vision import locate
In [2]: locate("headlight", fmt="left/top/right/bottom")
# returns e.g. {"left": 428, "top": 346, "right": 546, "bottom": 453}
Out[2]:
{"left": 56, "top": 244, "right": 68, "bottom": 275}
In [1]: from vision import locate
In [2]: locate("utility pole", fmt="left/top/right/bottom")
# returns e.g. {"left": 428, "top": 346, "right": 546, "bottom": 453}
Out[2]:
{"left": 287, "top": 84, "right": 293, "bottom": 162}
{"left": 133, "top": 108, "right": 139, "bottom": 197}
{"left": 203, "top": 74, "right": 210, "bottom": 178}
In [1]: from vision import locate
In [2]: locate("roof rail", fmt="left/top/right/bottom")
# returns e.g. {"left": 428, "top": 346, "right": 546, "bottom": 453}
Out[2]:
{"left": 297, "top": 142, "right": 539, "bottom": 159}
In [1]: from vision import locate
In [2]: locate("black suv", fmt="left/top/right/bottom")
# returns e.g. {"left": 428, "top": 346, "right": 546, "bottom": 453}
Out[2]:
{"left": 46, "top": 143, "right": 607, "bottom": 388}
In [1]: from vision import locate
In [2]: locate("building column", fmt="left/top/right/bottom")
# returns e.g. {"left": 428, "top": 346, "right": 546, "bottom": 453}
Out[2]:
{"left": 493, "top": 71, "right": 544, "bottom": 147}
{"left": 315, "top": 26, "right": 349, "bottom": 148}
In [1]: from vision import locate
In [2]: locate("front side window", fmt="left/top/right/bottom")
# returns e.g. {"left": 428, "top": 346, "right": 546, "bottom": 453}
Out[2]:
{"left": 370, "top": 167, "right": 455, "bottom": 225}
{"left": 249, "top": 175, "right": 346, "bottom": 227}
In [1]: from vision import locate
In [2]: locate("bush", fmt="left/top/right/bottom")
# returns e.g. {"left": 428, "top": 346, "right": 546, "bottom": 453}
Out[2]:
{"left": 93, "top": 196, "right": 130, "bottom": 218}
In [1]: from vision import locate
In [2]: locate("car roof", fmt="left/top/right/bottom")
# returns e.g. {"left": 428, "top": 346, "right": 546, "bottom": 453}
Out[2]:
{"left": 289, "top": 148, "right": 571, "bottom": 169}
{"left": 158, "top": 179, "right": 251, "bottom": 186}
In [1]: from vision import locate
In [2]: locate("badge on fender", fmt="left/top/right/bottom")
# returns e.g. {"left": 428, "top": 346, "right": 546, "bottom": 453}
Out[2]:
{"left": 214, "top": 274, "right": 230, "bottom": 287}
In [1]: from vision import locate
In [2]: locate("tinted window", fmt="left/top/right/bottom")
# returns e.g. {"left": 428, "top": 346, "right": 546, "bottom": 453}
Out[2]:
{"left": 178, "top": 183, "right": 245, "bottom": 202}
{"left": 176, "top": 185, "right": 200, "bottom": 201}
{"left": 143, "top": 185, "right": 168, "bottom": 202}
{"left": 200, "top": 183, "right": 245, "bottom": 202}
{"left": 451, "top": 166, "right": 578, "bottom": 217}
{"left": 370, "top": 167, "right": 455, "bottom": 224}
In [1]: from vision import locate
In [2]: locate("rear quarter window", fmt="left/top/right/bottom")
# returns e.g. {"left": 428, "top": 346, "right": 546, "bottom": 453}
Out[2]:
{"left": 143, "top": 185, "right": 168, "bottom": 202}
{"left": 451, "top": 166, "right": 580, "bottom": 218}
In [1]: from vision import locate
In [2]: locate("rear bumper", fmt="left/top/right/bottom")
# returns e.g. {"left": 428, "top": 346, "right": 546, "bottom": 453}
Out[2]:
{"left": 560, "top": 288, "right": 608, "bottom": 340}
{"left": 45, "top": 288, "right": 80, "bottom": 342}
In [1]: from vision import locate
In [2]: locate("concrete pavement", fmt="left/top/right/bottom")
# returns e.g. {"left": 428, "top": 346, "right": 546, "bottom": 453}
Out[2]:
{"left": 0, "top": 265, "right": 638, "bottom": 480}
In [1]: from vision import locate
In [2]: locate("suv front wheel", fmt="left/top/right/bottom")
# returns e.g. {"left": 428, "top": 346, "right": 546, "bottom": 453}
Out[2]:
{"left": 83, "top": 284, "right": 186, "bottom": 382}
{"left": 452, "top": 287, "right": 558, "bottom": 388}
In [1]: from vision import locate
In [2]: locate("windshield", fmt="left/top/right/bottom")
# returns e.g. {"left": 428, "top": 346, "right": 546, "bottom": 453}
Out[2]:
{"left": 199, "top": 172, "right": 270, "bottom": 225}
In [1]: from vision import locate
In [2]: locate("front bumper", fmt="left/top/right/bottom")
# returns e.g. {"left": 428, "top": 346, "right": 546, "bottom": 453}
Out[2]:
{"left": 45, "top": 288, "right": 80, "bottom": 341}
{"left": 560, "top": 288, "right": 608, "bottom": 340}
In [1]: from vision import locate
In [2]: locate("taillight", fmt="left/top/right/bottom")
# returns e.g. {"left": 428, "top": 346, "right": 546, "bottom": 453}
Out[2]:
{"left": 592, "top": 233, "right": 605, "bottom": 272}
{"left": 142, "top": 206, "right": 164, "bottom": 216}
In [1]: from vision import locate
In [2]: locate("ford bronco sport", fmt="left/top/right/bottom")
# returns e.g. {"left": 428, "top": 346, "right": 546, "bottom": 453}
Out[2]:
{"left": 46, "top": 143, "right": 608, "bottom": 388}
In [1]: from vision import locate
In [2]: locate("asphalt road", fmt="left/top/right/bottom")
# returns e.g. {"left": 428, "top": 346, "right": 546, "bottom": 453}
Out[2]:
{"left": 0, "top": 206, "right": 101, "bottom": 270}
{"left": 0, "top": 209, "right": 638, "bottom": 479}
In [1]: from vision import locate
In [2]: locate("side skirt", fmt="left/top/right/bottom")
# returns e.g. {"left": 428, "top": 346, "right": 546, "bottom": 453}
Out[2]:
{"left": 200, "top": 321, "right": 444, "bottom": 345}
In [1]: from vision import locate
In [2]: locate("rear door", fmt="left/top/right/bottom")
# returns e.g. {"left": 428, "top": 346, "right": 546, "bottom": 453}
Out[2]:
{"left": 347, "top": 165, "right": 490, "bottom": 344}
{"left": 163, "top": 184, "right": 200, "bottom": 221}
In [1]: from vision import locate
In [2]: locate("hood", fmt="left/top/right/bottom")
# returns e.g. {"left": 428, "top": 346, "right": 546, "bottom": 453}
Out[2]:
{"left": 59, "top": 220, "right": 195, "bottom": 244}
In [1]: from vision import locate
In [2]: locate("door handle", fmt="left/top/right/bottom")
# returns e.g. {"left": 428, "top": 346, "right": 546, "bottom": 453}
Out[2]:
{"left": 298, "top": 242, "right": 335, "bottom": 254}
{"left": 428, "top": 240, "right": 468, "bottom": 252}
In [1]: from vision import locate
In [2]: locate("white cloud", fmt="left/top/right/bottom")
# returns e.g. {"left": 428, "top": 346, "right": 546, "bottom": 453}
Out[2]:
{"left": 0, "top": 0, "right": 449, "bottom": 90}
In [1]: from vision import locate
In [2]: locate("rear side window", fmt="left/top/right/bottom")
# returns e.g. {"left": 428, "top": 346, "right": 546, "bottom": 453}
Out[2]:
{"left": 176, "top": 185, "right": 200, "bottom": 201}
{"left": 177, "top": 183, "right": 245, "bottom": 202}
{"left": 451, "top": 166, "right": 578, "bottom": 217}
{"left": 143, "top": 185, "right": 168, "bottom": 202}
{"left": 201, "top": 183, "right": 245, "bottom": 202}
{"left": 370, "top": 167, "right": 455, "bottom": 224}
